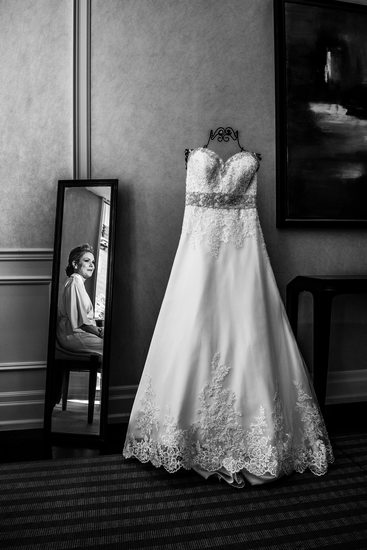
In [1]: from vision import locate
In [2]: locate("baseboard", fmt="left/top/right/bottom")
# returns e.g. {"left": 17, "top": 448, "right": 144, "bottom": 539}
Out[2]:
{"left": 0, "top": 361, "right": 47, "bottom": 371}
{"left": 108, "top": 412, "right": 131, "bottom": 423}
{"left": 0, "top": 418, "right": 44, "bottom": 431}
{"left": 108, "top": 385, "right": 138, "bottom": 423}
{"left": 0, "top": 385, "right": 46, "bottom": 431}
{"left": 326, "top": 369, "right": 367, "bottom": 405}
{"left": 0, "top": 248, "right": 53, "bottom": 261}
{"left": 325, "top": 401, "right": 367, "bottom": 434}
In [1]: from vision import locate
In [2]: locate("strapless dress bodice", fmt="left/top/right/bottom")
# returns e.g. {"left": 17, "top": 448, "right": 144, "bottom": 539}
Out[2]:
{"left": 182, "top": 148, "right": 262, "bottom": 257}
{"left": 185, "top": 148, "right": 259, "bottom": 209}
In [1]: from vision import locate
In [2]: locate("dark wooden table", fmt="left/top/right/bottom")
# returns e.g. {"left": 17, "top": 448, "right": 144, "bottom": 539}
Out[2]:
{"left": 286, "top": 275, "right": 367, "bottom": 414}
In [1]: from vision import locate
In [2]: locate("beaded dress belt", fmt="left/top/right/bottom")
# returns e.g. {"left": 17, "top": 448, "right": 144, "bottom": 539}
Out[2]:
{"left": 186, "top": 192, "right": 256, "bottom": 210}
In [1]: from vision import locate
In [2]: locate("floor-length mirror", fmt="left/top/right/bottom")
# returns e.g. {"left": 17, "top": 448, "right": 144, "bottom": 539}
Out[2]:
{"left": 44, "top": 180, "right": 117, "bottom": 442}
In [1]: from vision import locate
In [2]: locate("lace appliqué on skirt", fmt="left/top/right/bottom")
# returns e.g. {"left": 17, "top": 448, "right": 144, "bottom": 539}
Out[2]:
{"left": 293, "top": 382, "right": 334, "bottom": 475}
{"left": 123, "top": 354, "right": 334, "bottom": 478}
{"left": 182, "top": 205, "right": 263, "bottom": 257}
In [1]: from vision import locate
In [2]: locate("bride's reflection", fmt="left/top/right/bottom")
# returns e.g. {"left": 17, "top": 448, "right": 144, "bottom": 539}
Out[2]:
{"left": 57, "top": 244, "right": 104, "bottom": 355}
{"left": 52, "top": 243, "right": 104, "bottom": 434}
{"left": 52, "top": 243, "right": 104, "bottom": 435}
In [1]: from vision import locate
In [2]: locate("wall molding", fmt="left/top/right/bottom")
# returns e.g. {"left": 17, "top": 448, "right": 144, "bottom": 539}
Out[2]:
{"left": 0, "top": 248, "right": 53, "bottom": 261}
{"left": 109, "top": 412, "right": 131, "bottom": 422}
{"left": 108, "top": 385, "right": 138, "bottom": 423}
{"left": 0, "top": 248, "right": 53, "bottom": 283}
{"left": 0, "top": 389, "right": 45, "bottom": 400}
{"left": 73, "top": 0, "right": 91, "bottom": 179}
{"left": 0, "top": 418, "right": 44, "bottom": 430}
{"left": 0, "top": 276, "right": 51, "bottom": 285}
{"left": 0, "top": 362, "right": 47, "bottom": 371}
{"left": 0, "top": 390, "right": 45, "bottom": 430}
{"left": 0, "top": 400, "right": 44, "bottom": 407}
{"left": 109, "top": 384, "right": 138, "bottom": 400}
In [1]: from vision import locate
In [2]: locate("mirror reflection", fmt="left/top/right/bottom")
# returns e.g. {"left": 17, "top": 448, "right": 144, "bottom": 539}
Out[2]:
{"left": 50, "top": 185, "right": 112, "bottom": 436}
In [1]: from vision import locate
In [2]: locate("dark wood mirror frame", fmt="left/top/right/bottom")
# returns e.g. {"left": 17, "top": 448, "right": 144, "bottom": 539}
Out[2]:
{"left": 44, "top": 179, "right": 118, "bottom": 446}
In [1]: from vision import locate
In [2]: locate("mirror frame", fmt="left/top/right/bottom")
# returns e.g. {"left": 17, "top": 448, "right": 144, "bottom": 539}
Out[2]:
{"left": 44, "top": 179, "right": 118, "bottom": 445}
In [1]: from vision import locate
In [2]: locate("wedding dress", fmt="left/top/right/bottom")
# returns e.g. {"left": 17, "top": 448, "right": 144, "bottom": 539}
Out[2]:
{"left": 123, "top": 147, "right": 334, "bottom": 488}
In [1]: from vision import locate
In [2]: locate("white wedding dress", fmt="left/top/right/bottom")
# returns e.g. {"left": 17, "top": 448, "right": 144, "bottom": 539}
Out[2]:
{"left": 123, "top": 147, "right": 334, "bottom": 488}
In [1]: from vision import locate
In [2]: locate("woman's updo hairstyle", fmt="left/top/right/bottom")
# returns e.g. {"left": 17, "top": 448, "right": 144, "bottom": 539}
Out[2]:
{"left": 65, "top": 244, "right": 94, "bottom": 277}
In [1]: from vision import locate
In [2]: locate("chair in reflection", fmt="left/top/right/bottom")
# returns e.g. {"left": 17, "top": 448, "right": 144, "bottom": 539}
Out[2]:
{"left": 55, "top": 344, "right": 102, "bottom": 424}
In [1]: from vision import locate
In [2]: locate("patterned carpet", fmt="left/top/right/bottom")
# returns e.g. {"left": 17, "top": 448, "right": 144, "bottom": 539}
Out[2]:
{"left": 1, "top": 433, "right": 367, "bottom": 549}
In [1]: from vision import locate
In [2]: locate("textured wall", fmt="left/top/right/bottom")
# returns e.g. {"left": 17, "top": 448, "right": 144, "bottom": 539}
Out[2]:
{"left": 0, "top": 0, "right": 73, "bottom": 248}
{"left": 90, "top": 0, "right": 367, "bottom": 387}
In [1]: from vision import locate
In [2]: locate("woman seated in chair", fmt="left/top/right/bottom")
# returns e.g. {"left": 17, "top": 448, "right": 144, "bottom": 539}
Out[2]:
{"left": 57, "top": 244, "right": 103, "bottom": 356}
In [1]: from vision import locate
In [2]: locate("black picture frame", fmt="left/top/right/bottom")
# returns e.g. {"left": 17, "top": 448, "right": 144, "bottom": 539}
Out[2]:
{"left": 44, "top": 179, "right": 118, "bottom": 446}
{"left": 274, "top": 0, "right": 367, "bottom": 227}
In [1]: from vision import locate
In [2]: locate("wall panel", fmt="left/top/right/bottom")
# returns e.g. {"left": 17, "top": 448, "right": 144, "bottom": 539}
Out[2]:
{"left": 0, "top": 250, "right": 52, "bottom": 430}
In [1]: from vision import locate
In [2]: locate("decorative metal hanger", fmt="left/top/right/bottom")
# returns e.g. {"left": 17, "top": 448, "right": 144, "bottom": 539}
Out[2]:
{"left": 185, "top": 126, "right": 261, "bottom": 167}
{"left": 204, "top": 126, "right": 244, "bottom": 149}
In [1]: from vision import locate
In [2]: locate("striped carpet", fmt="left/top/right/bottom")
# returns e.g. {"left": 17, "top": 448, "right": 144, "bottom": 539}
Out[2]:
{"left": 1, "top": 433, "right": 367, "bottom": 549}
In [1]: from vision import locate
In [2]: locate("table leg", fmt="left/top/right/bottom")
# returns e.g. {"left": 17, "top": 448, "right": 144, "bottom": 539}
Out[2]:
{"left": 312, "top": 291, "right": 334, "bottom": 415}
{"left": 286, "top": 285, "right": 299, "bottom": 338}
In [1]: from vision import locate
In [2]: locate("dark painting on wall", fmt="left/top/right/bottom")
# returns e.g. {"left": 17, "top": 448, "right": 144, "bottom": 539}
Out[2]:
{"left": 274, "top": 0, "right": 367, "bottom": 226}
